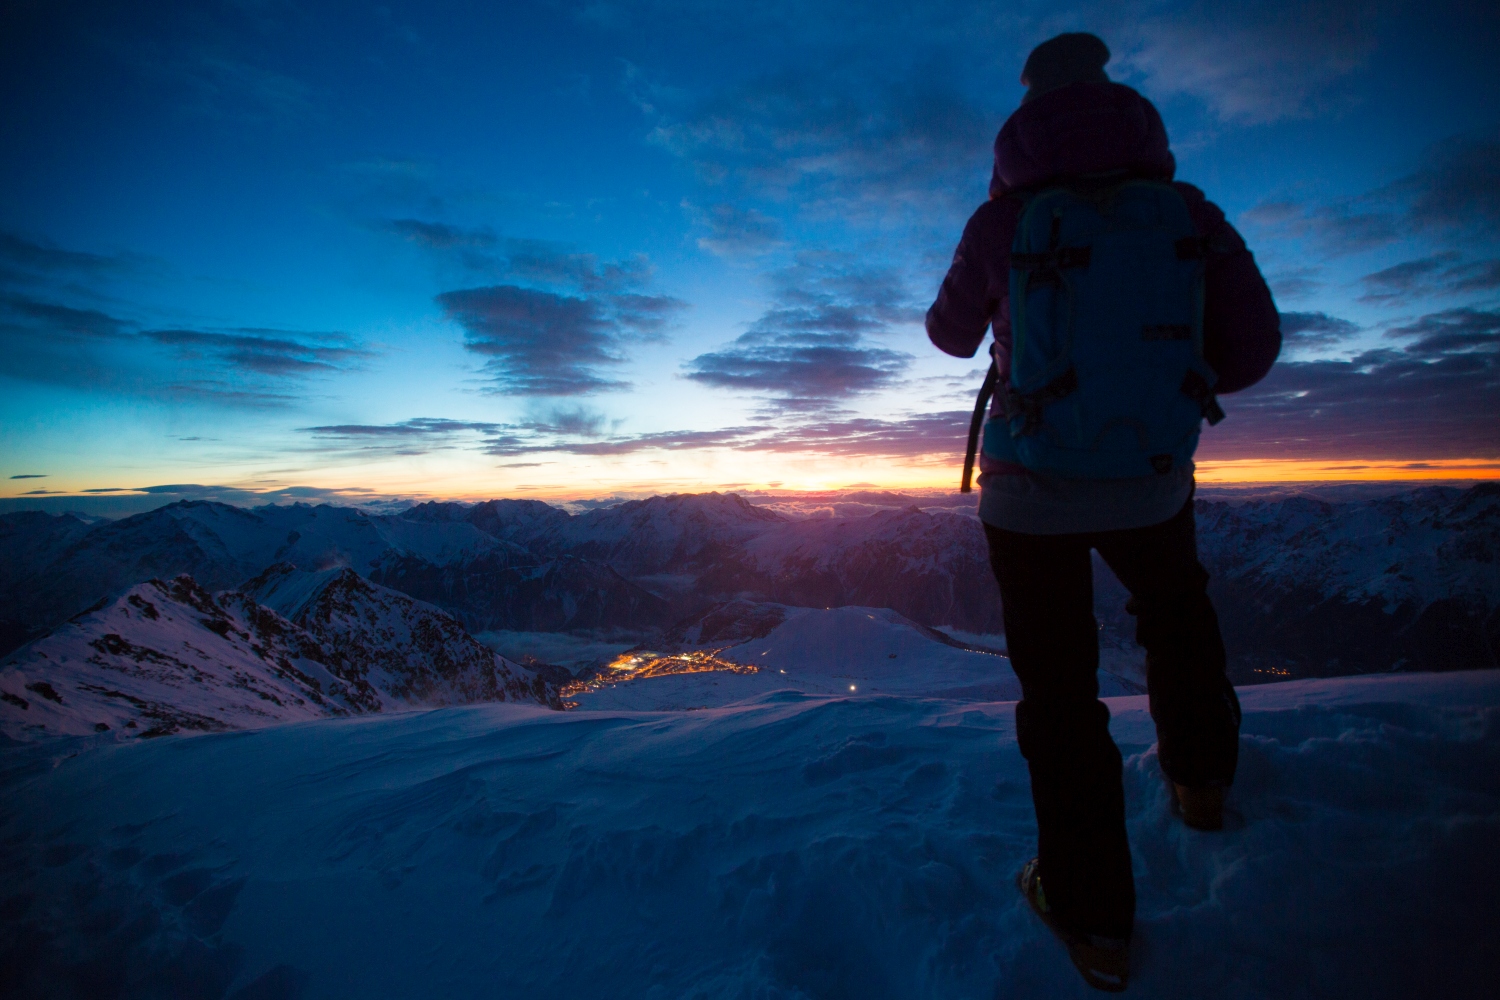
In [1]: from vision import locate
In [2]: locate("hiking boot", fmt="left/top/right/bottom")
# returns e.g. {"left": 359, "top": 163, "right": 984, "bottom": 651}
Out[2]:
{"left": 1017, "top": 857, "right": 1130, "bottom": 993}
{"left": 1169, "top": 781, "right": 1224, "bottom": 831}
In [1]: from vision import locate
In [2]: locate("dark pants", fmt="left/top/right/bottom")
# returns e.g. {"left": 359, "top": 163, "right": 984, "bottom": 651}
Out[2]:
{"left": 984, "top": 497, "right": 1241, "bottom": 940}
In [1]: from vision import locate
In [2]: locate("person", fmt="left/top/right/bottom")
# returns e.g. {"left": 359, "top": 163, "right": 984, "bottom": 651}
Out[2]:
{"left": 926, "top": 32, "right": 1281, "bottom": 992}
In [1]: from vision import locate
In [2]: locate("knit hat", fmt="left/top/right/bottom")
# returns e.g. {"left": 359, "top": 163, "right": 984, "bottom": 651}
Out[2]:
{"left": 1020, "top": 32, "right": 1110, "bottom": 103}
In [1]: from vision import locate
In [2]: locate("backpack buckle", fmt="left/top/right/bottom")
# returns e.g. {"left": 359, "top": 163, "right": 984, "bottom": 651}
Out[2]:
{"left": 1180, "top": 370, "right": 1226, "bottom": 426}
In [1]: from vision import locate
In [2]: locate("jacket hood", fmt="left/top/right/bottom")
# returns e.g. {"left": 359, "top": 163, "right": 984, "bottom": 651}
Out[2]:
{"left": 989, "top": 81, "right": 1175, "bottom": 197}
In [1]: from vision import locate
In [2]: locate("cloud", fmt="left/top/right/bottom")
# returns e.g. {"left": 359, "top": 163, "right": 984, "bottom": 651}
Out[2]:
{"left": 304, "top": 398, "right": 972, "bottom": 464}
{"left": 1384, "top": 134, "right": 1500, "bottom": 231}
{"left": 304, "top": 409, "right": 616, "bottom": 458}
{"left": 683, "top": 257, "right": 917, "bottom": 410}
{"left": 752, "top": 410, "right": 969, "bottom": 458}
{"left": 642, "top": 68, "right": 993, "bottom": 219}
{"left": 0, "top": 483, "right": 425, "bottom": 519}
{"left": 1116, "top": 0, "right": 1382, "bottom": 124}
{"left": 144, "top": 328, "right": 375, "bottom": 376}
{"left": 686, "top": 202, "right": 783, "bottom": 257}
{"left": 1360, "top": 253, "right": 1500, "bottom": 304}
{"left": 471, "top": 406, "right": 972, "bottom": 461}
{"left": 1243, "top": 133, "right": 1500, "bottom": 256}
{"left": 0, "top": 231, "right": 136, "bottom": 281}
{"left": 305, "top": 417, "right": 504, "bottom": 438}
{"left": 9, "top": 474, "right": 46, "bottom": 479}
{"left": 302, "top": 417, "right": 504, "bottom": 458}
{"left": 1, "top": 294, "right": 130, "bottom": 341}
{"left": 485, "top": 425, "right": 771, "bottom": 457}
{"left": 504, "top": 240, "right": 652, "bottom": 293}
{"left": 1386, "top": 306, "right": 1500, "bottom": 354}
{"left": 1277, "top": 311, "right": 1361, "bottom": 352}
{"left": 1, "top": 286, "right": 374, "bottom": 406}
{"left": 530, "top": 405, "right": 608, "bottom": 437}
{"left": 1265, "top": 268, "right": 1323, "bottom": 302}
{"left": 437, "top": 284, "right": 683, "bottom": 395}
{"left": 380, "top": 222, "right": 657, "bottom": 292}
{"left": 385, "top": 219, "right": 498, "bottom": 251}
{"left": 1203, "top": 307, "right": 1500, "bottom": 460}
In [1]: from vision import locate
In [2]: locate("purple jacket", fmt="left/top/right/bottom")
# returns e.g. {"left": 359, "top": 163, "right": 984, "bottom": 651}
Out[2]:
{"left": 927, "top": 82, "right": 1281, "bottom": 483}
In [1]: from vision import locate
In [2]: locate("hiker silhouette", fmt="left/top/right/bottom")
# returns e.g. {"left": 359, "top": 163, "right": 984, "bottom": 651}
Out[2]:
{"left": 926, "top": 31, "right": 1281, "bottom": 992}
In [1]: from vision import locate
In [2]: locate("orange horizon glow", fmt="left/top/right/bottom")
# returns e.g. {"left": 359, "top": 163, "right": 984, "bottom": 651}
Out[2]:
{"left": 5, "top": 454, "right": 1498, "bottom": 505}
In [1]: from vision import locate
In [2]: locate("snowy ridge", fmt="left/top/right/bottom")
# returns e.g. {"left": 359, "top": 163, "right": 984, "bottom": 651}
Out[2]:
{"left": 245, "top": 563, "right": 562, "bottom": 709}
{"left": 1197, "top": 485, "right": 1500, "bottom": 609}
{"left": 0, "top": 570, "right": 561, "bottom": 741}
{"left": 0, "top": 576, "right": 370, "bottom": 740}
{"left": 1194, "top": 484, "right": 1500, "bottom": 673}
{"left": 1, "top": 670, "right": 1494, "bottom": 998}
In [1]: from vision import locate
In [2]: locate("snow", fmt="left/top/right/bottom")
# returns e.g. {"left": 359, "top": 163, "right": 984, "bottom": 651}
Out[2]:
{"left": 3, "top": 670, "right": 1495, "bottom": 998}
{"left": 567, "top": 605, "right": 1113, "bottom": 711}
{"left": 0, "top": 573, "right": 558, "bottom": 741}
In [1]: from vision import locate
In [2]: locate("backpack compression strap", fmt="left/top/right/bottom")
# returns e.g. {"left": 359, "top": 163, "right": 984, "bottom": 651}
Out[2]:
{"left": 961, "top": 359, "right": 1000, "bottom": 493}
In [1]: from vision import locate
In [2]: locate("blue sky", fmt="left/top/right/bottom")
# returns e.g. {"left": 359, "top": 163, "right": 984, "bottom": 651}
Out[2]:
{"left": 2, "top": 0, "right": 1498, "bottom": 506}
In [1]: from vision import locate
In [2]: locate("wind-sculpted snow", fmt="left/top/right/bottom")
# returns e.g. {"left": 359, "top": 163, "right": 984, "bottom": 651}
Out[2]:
{"left": 0, "top": 671, "right": 1494, "bottom": 998}
{"left": 0, "top": 571, "right": 561, "bottom": 741}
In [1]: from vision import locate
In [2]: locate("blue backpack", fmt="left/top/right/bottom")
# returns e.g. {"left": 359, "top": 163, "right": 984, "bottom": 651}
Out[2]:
{"left": 959, "top": 179, "right": 1224, "bottom": 489}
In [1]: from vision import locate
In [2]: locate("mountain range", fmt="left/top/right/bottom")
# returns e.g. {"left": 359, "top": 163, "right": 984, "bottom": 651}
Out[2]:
{"left": 3, "top": 484, "right": 1498, "bottom": 688}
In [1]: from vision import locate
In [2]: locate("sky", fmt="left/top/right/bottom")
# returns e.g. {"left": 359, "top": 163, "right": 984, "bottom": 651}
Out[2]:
{"left": 2, "top": 0, "right": 1498, "bottom": 507}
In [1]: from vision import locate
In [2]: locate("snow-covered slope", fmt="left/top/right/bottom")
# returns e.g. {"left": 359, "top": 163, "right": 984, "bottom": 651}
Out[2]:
{"left": 0, "top": 576, "right": 371, "bottom": 739}
{"left": 1193, "top": 484, "right": 1500, "bottom": 675}
{"left": 569, "top": 601, "right": 1142, "bottom": 710}
{"left": 0, "top": 570, "right": 561, "bottom": 741}
{"left": 1, "top": 670, "right": 1494, "bottom": 999}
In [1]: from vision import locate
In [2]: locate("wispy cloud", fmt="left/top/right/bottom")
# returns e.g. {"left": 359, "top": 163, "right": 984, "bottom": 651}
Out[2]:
{"left": 1360, "top": 253, "right": 1500, "bottom": 304}
{"left": 299, "top": 401, "right": 970, "bottom": 463}
{"left": 639, "top": 65, "right": 993, "bottom": 222}
{"left": 143, "top": 328, "right": 375, "bottom": 376}
{"left": 686, "top": 202, "right": 783, "bottom": 257}
{"left": 1278, "top": 311, "right": 1361, "bottom": 353}
{"left": 1116, "top": 0, "right": 1383, "bottom": 124}
{"left": 683, "top": 256, "right": 916, "bottom": 411}
{"left": 0, "top": 231, "right": 140, "bottom": 283}
{"left": 1243, "top": 133, "right": 1500, "bottom": 256}
{"left": 1, "top": 284, "right": 375, "bottom": 408}
{"left": 1205, "top": 306, "right": 1500, "bottom": 460}
{"left": 380, "top": 221, "right": 658, "bottom": 292}
{"left": 438, "top": 284, "right": 683, "bottom": 396}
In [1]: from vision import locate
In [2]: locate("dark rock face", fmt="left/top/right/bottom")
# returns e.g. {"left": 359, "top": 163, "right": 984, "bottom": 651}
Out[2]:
{"left": 247, "top": 564, "right": 563, "bottom": 709}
